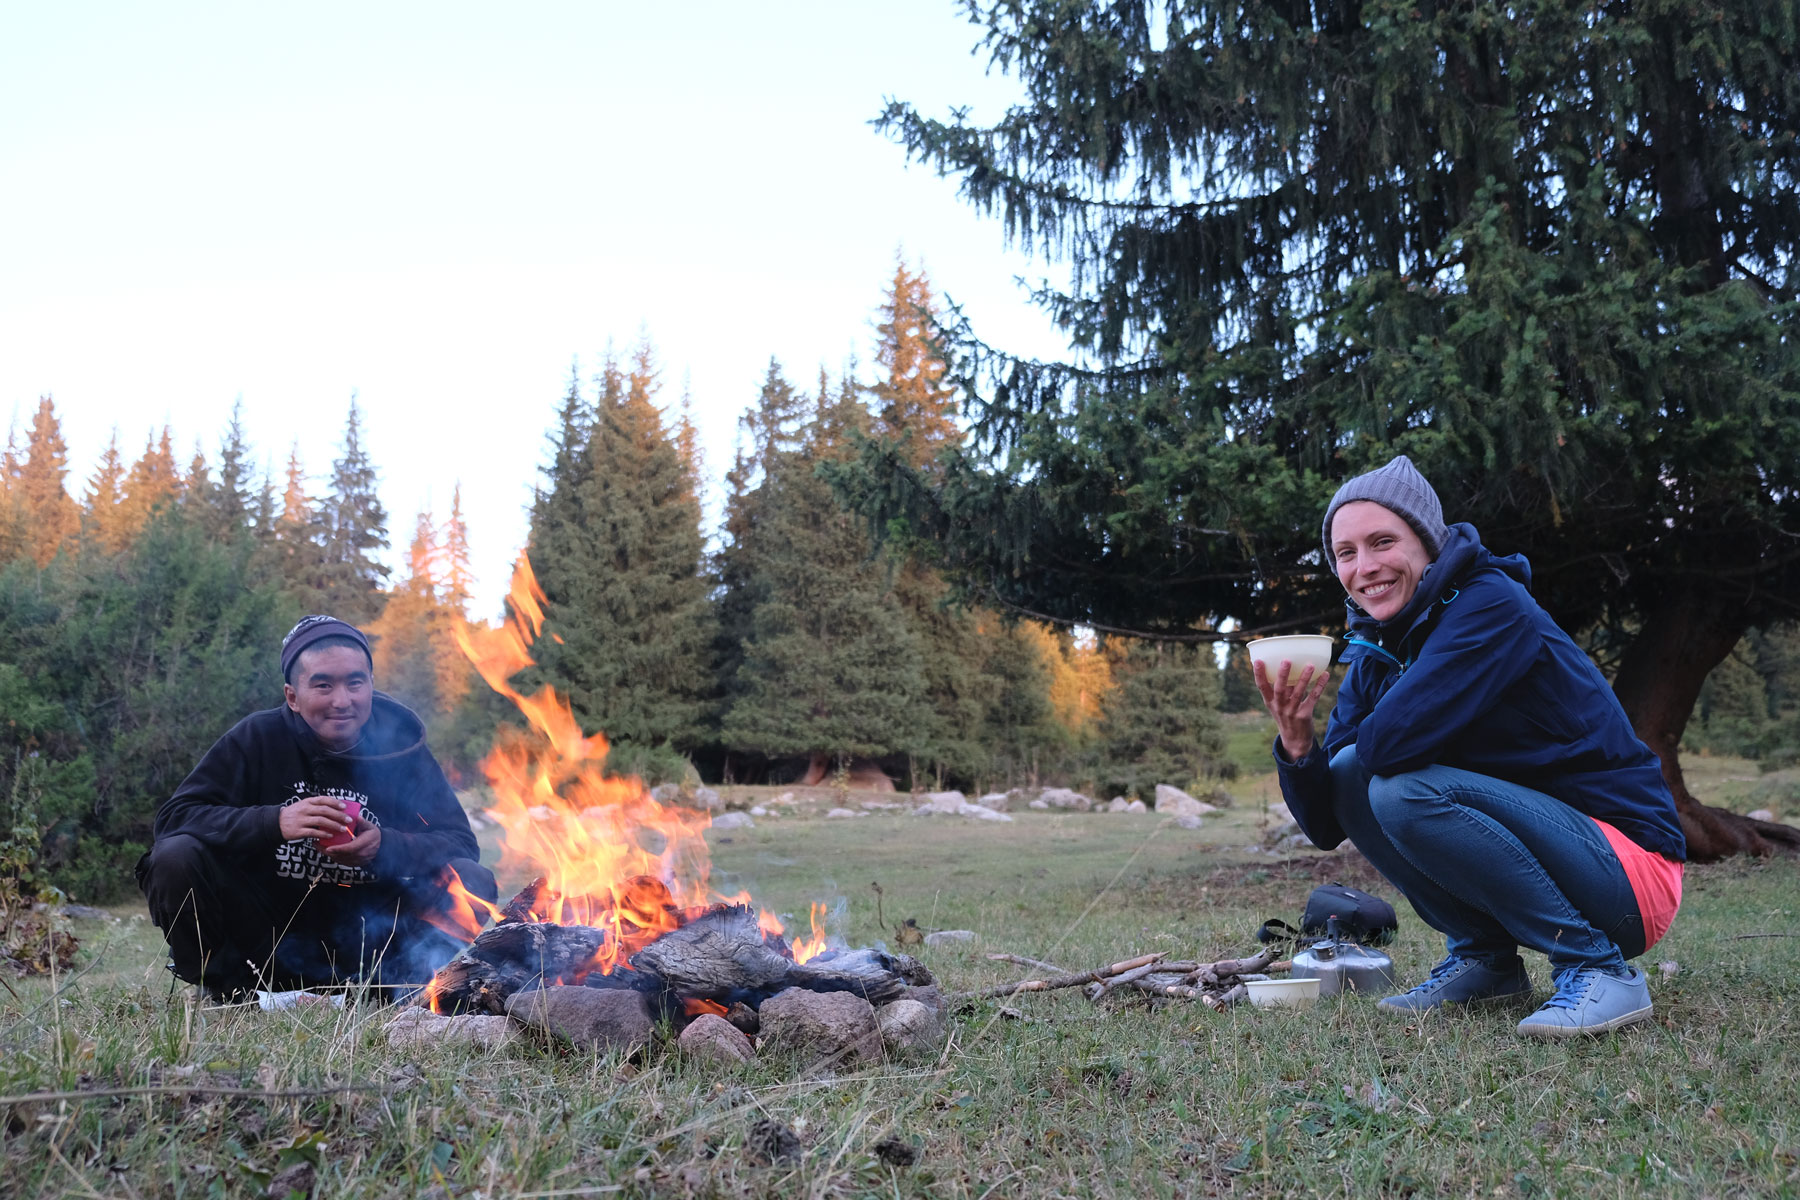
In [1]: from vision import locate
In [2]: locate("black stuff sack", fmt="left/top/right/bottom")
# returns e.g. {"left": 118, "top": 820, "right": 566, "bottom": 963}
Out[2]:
{"left": 1301, "top": 884, "right": 1397, "bottom": 946}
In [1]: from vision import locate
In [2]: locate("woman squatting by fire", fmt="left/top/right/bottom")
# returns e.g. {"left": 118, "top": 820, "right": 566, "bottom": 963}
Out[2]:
{"left": 1258, "top": 456, "right": 1685, "bottom": 1037}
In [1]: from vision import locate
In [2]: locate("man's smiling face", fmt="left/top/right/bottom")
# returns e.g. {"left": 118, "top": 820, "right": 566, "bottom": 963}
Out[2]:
{"left": 284, "top": 644, "right": 373, "bottom": 750}
{"left": 1331, "top": 501, "right": 1434, "bottom": 622}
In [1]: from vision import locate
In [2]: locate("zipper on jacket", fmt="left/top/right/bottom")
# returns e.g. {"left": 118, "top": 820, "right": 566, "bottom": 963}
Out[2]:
{"left": 1344, "top": 635, "right": 1409, "bottom": 674}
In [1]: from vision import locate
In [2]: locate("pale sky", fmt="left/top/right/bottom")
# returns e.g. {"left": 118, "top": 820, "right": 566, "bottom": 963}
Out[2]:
{"left": 1, "top": 2, "right": 1066, "bottom": 610}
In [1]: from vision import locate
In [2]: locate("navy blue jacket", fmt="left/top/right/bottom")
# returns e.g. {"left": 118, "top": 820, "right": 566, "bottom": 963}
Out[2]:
{"left": 1276, "top": 523, "right": 1686, "bottom": 861}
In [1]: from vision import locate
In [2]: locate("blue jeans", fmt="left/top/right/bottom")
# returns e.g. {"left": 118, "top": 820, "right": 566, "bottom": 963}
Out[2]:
{"left": 1329, "top": 747, "right": 1644, "bottom": 972}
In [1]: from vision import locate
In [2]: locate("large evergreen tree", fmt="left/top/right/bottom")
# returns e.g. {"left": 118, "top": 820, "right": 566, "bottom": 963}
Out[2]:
{"left": 713, "top": 359, "right": 810, "bottom": 707}
{"left": 316, "top": 399, "right": 389, "bottom": 624}
{"left": 865, "top": 0, "right": 1800, "bottom": 857}
{"left": 720, "top": 368, "right": 934, "bottom": 782}
{"left": 527, "top": 344, "right": 715, "bottom": 756}
{"left": 1097, "top": 640, "right": 1226, "bottom": 798}
{"left": 16, "top": 397, "right": 78, "bottom": 567}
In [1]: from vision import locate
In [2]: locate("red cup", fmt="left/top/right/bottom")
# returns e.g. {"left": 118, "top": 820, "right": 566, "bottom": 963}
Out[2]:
{"left": 316, "top": 800, "right": 362, "bottom": 850}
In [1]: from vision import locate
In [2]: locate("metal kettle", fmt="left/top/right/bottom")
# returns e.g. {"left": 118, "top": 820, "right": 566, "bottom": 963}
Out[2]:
{"left": 1290, "top": 917, "right": 1398, "bottom": 997}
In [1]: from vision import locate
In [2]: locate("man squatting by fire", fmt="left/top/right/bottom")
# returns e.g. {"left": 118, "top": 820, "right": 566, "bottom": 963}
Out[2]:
{"left": 1258, "top": 456, "right": 1685, "bottom": 1037}
{"left": 136, "top": 615, "right": 498, "bottom": 1001}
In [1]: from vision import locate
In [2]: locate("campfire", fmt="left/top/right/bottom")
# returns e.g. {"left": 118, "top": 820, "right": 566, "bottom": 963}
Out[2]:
{"left": 406, "top": 556, "right": 937, "bottom": 1054}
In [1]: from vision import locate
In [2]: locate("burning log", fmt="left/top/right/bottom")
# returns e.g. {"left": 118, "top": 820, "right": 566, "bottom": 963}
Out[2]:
{"left": 421, "top": 921, "right": 620, "bottom": 1014}
{"left": 499, "top": 875, "right": 553, "bottom": 924}
{"left": 783, "top": 947, "right": 932, "bottom": 1006}
{"left": 628, "top": 905, "right": 793, "bottom": 1000}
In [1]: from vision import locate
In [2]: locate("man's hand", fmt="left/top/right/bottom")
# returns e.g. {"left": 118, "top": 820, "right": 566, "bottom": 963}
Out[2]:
{"left": 321, "top": 814, "right": 381, "bottom": 869}
{"left": 279, "top": 795, "right": 354, "bottom": 842}
{"left": 1254, "top": 658, "right": 1331, "bottom": 763}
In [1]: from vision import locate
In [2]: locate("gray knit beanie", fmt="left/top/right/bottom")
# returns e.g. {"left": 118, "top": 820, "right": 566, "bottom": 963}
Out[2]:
{"left": 1321, "top": 455, "right": 1448, "bottom": 561}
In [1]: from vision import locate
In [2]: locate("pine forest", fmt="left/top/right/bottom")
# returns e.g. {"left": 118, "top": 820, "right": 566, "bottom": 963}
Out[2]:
{"left": 0, "top": 267, "right": 1246, "bottom": 903}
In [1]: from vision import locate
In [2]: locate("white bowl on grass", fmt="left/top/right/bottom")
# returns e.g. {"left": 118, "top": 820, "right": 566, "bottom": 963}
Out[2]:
{"left": 1246, "top": 634, "right": 1336, "bottom": 680}
{"left": 1244, "top": 977, "right": 1321, "bottom": 1009}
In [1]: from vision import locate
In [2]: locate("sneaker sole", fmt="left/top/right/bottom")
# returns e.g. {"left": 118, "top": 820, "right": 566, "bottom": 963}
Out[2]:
{"left": 1516, "top": 1002, "right": 1653, "bottom": 1038}
{"left": 1377, "top": 987, "right": 1534, "bottom": 1015}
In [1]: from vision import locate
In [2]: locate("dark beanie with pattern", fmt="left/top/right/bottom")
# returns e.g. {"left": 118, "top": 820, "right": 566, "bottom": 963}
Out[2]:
{"left": 1321, "top": 455, "right": 1449, "bottom": 561}
{"left": 280, "top": 615, "right": 373, "bottom": 682}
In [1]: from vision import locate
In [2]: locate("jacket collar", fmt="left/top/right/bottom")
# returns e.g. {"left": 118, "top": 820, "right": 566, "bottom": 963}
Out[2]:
{"left": 1342, "top": 522, "right": 1529, "bottom": 645}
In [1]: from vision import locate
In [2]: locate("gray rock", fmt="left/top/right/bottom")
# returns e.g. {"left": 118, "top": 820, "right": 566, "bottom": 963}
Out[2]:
{"left": 920, "top": 790, "right": 968, "bottom": 813}
{"left": 1037, "top": 787, "right": 1093, "bottom": 811}
{"left": 1747, "top": 808, "right": 1777, "bottom": 822}
{"left": 1154, "top": 784, "right": 1221, "bottom": 817}
{"left": 824, "top": 807, "right": 863, "bottom": 819}
{"left": 650, "top": 782, "right": 682, "bottom": 804}
{"left": 505, "top": 986, "right": 654, "bottom": 1054}
{"left": 1027, "top": 799, "right": 1049, "bottom": 810}
{"left": 902, "top": 982, "right": 948, "bottom": 1018}
{"left": 1172, "top": 814, "right": 1204, "bottom": 830}
{"left": 692, "top": 786, "right": 724, "bottom": 812}
{"left": 875, "top": 998, "right": 946, "bottom": 1057}
{"left": 1267, "top": 801, "right": 1294, "bottom": 824}
{"left": 1107, "top": 796, "right": 1131, "bottom": 813}
{"left": 915, "top": 801, "right": 1013, "bottom": 822}
{"left": 749, "top": 805, "right": 769, "bottom": 816}
{"left": 1125, "top": 799, "right": 1148, "bottom": 814}
{"left": 922, "top": 929, "right": 977, "bottom": 946}
{"left": 677, "top": 1013, "right": 756, "bottom": 1065}
{"left": 974, "top": 791, "right": 1013, "bottom": 812}
{"left": 57, "top": 903, "right": 113, "bottom": 922}
{"left": 711, "top": 811, "right": 755, "bottom": 830}
{"left": 757, "top": 987, "right": 882, "bottom": 1066}
{"left": 386, "top": 1008, "right": 516, "bottom": 1050}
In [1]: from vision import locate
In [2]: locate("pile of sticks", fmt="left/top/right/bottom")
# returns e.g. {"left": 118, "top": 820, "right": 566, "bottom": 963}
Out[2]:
{"left": 956, "top": 947, "right": 1285, "bottom": 1011}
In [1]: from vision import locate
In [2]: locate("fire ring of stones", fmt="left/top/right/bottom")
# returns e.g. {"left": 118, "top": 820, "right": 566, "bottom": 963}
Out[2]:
{"left": 392, "top": 898, "right": 946, "bottom": 1067}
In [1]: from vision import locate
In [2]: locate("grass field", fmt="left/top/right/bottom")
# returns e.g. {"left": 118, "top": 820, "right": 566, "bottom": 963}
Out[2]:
{"left": 4, "top": 766, "right": 1798, "bottom": 1198}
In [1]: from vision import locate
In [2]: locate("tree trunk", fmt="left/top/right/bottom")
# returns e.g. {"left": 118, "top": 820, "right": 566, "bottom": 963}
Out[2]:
{"left": 1610, "top": 586, "right": 1800, "bottom": 860}
{"left": 797, "top": 752, "right": 830, "bottom": 787}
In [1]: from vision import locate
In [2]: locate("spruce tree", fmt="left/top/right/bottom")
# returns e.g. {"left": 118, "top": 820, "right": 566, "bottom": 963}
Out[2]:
{"left": 976, "top": 616, "right": 1062, "bottom": 787}
{"left": 721, "top": 373, "right": 933, "bottom": 780}
{"left": 714, "top": 359, "right": 810, "bottom": 702}
{"left": 316, "top": 399, "right": 389, "bottom": 625}
{"left": 368, "top": 511, "right": 444, "bottom": 719}
{"left": 117, "top": 428, "right": 182, "bottom": 546}
{"left": 16, "top": 397, "right": 78, "bottom": 567}
{"left": 871, "top": 257, "right": 960, "bottom": 469}
{"left": 867, "top": 0, "right": 1800, "bottom": 856}
{"left": 1097, "top": 640, "right": 1226, "bottom": 798}
{"left": 83, "top": 431, "right": 129, "bottom": 554}
{"left": 434, "top": 486, "right": 476, "bottom": 711}
{"left": 0, "top": 418, "right": 22, "bottom": 564}
{"left": 198, "top": 400, "right": 255, "bottom": 543}
{"left": 271, "top": 443, "right": 331, "bottom": 614}
{"left": 528, "top": 343, "right": 715, "bottom": 754}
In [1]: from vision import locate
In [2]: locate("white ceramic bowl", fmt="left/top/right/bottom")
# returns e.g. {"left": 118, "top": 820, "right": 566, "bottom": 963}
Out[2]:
{"left": 1244, "top": 977, "right": 1321, "bottom": 1009}
{"left": 1246, "top": 635, "right": 1336, "bottom": 680}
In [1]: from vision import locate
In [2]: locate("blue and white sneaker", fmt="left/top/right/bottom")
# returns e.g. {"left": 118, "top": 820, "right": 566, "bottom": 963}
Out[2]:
{"left": 1516, "top": 966, "right": 1652, "bottom": 1037}
{"left": 1376, "top": 954, "right": 1532, "bottom": 1013}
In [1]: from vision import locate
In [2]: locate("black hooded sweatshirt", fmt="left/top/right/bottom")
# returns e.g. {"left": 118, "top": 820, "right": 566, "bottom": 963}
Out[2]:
{"left": 154, "top": 693, "right": 480, "bottom": 895}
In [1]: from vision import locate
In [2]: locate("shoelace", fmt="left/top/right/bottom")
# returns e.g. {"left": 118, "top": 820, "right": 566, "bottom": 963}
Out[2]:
{"left": 1540, "top": 968, "right": 1601, "bottom": 1011}
{"left": 1402, "top": 956, "right": 1472, "bottom": 994}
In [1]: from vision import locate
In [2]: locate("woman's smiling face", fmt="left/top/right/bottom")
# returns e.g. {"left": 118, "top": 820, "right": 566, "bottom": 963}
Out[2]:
{"left": 1330, "top": 501, "right": 1434, "bottom": 621}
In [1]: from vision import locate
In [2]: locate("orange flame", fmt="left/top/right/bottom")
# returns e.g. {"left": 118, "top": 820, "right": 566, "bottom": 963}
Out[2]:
{"left": 790, "top": 901, "right": 829, "bottom": 964}
{"left": 420, "top": 862, "right": 504, "bottom": 944}
{"left": 447, "top": 553, "right": 827, "bottom": 975}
